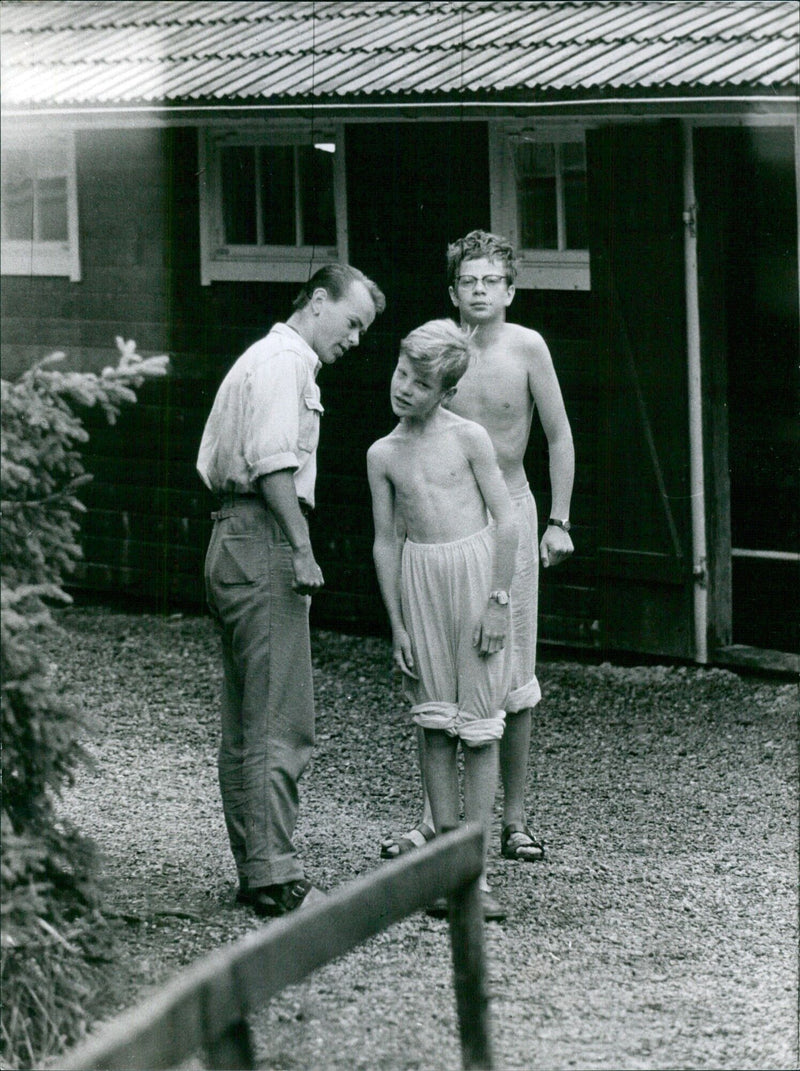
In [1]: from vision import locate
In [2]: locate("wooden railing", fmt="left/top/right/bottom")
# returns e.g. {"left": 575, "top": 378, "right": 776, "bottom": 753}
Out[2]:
{"left": 59, "top": 824, "right": 493, "bottom": 1071}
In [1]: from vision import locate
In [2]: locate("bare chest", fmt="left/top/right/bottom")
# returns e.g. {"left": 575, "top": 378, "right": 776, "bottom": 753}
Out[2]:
{"left": 449, "top": 355, "right": 532, "bottom": 427}
{"left": 390, "top": 437, "right": 471, "bottom": 496}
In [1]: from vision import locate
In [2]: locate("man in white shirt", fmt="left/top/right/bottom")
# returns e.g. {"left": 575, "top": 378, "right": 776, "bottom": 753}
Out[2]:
{"left": 198, "top": 264, "right": 385, "bottom": 917}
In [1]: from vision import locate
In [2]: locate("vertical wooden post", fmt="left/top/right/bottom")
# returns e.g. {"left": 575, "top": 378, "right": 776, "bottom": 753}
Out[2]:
{"left": 205, "top": 1018, "right": 255, "bottom": 1070}
{"left": 447, "top": 877, "right": 494, "bottom": 1070}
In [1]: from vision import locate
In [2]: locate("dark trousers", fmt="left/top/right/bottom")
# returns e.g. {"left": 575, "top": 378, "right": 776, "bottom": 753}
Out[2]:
{"left": 204, "top": 498, "right": 314, "bottom": 889}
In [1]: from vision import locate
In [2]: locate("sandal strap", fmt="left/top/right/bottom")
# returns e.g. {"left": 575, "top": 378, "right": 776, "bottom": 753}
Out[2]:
{"left": 502, "top": 822, "right": 535, "bottom": 844}
{"left": 381, "top": 823, "right": 435, "bottom": 855}
{"left": 280, "top": 878, "right": 311, "bottom": 911}
{"left": 501, "top": 823, "right": 545, "bottom": 859}
{"left": 403, "top": 825, "right": 434, "bottom": 848}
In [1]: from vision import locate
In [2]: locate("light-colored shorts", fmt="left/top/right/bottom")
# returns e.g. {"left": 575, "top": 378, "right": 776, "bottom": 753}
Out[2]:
{"left": 401, "top": 524, "right": 509, "bottom": 747}
{"left": 506, "top": 484, "right": 541, "bottom": 713}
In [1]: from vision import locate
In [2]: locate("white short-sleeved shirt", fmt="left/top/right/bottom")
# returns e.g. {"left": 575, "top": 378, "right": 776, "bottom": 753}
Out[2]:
{"left": 196, "top": 323, "right": 324, "bottom": 507}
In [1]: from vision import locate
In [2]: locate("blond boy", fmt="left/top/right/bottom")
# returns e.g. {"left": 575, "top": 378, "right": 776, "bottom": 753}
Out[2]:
{"left": 382, "top": 230, "right": 574, "bottom": 864}
{"left": 367, "top": 320, "right": 518, "bottom": 920}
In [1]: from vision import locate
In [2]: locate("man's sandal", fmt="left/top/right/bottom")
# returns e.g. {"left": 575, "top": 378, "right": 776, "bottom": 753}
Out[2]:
{"left": 380, "top": 821, "right": 436, "bottom": 859}
{"left": 501, "top": 823, "right": 546, "bottom": 862}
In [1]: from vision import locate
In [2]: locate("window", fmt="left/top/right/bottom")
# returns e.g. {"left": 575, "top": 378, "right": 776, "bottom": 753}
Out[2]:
{"left": 199, "top": 127, "right": 347, "bottom": 284}
{"left": 490, "top": 124, "right": 590, "bottom": 290}
{"left": 1, "top": 131, "right": 80, "bottom": 280}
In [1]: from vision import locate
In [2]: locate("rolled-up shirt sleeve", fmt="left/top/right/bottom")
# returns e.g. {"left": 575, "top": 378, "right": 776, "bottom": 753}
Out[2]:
{"left": 244, "top": 349, "right": 304, "bottom": 481}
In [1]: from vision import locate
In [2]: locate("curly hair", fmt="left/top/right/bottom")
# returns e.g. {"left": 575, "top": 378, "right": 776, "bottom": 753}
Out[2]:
{"left": 445, "top": 229, "right": 517, "bottom": 289}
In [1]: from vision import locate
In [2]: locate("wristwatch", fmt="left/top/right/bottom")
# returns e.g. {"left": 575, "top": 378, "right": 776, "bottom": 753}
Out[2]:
{"left": 489, "top": 590, "right": 509, "bottom": 606}
{"left": 547, "top": 518, "right": 571, "bottom": 532}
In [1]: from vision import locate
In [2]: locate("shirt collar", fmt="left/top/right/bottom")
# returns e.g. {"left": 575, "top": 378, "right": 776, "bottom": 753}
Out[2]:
{"left": 272, "top": 322, "right": 322, "bottom": 377}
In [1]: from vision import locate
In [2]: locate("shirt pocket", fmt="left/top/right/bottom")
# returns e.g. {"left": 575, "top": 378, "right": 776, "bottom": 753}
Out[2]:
{"left": 216, "top": 535, "right": 266, "bottom": 585}
{"left": 298, "top": 393, "right": 324, "bottom": 454}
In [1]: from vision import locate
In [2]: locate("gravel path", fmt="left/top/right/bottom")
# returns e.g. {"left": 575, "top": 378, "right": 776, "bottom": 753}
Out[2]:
{"left": 50, "top": 606, "right": 798, "bottom": 1070}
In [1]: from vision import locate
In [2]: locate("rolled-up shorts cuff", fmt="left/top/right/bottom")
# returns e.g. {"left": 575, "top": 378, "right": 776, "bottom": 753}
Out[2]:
{"left": 412, "top": 702, "right": 506, "bottom": 747}
{"left": 506, "top": 676, "right": 542, "bottom": 713}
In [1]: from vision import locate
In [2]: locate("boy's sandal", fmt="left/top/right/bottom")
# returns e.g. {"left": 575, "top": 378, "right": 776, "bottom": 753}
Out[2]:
{"left": 501, "top": 823, "right": 546, "bottom": 862}
{"left": 380, "top": 821, "right": 436, "bottom": 859}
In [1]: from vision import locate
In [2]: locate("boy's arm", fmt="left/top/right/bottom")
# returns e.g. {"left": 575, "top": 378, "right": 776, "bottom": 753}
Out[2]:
{"left": 527, "top": 333, "right": 575, "bottom": 568}
{"left": 466, "top": 425, "right": 519, "bottom": 656}
{"left": 366, "top": 444, "right": 417, "bottom": 678}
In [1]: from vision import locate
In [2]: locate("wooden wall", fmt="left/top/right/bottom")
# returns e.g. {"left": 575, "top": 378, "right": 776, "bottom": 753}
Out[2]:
{"left": 514, "top": 288, "right": 597, "bottom": 649}
{"left": 1, "top": 123, "right": 599, "bottom": 647}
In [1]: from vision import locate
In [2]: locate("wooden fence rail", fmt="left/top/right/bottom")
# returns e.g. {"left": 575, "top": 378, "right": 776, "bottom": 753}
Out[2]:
{"left": 59, "top": 824, "right": 493, "bottom": 1071}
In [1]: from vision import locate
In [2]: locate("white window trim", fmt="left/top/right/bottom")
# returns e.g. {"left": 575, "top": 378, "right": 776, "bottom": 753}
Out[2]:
{"left": 199, "top": 125, "right": 348, "bottom": 286}
{"left": 1, "top": 131, "right": 81, "bottom": 281}
{"left": 490, "top": 122, "right": 590, "bottom": 291}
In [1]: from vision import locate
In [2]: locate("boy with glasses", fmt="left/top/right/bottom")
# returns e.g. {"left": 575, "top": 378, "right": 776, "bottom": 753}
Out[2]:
{"left": 368, "top": 319, "right": 518, "bottom": 920}
{"left": 380, "top": 230, "right": 574, "bottom": 865}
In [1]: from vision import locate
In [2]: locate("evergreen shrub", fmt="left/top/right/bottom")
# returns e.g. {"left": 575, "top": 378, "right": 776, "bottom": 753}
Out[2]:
{"left": 1, "top": 339, "right": 168, "bottom": 1068}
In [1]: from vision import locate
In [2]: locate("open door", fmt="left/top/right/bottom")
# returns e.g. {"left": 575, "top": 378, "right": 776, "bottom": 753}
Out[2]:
{"left": 696, "top": 126, "right": 799, "bottom": 658}
{"left": 588, "top": 122, "right": 694, "bottom": 658}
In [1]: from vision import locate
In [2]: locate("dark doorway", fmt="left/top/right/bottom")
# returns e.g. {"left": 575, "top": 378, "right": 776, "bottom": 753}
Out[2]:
{"left": 725, "top": 127, "right": 799, "bottom": 652}
{"left": 713, "top": 126, "right": 799, "bottom": 653}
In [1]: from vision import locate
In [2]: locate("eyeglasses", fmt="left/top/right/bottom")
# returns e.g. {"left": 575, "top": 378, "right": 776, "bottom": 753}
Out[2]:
{"left": 456, "top": 274, "right": 508, "bottom": 290}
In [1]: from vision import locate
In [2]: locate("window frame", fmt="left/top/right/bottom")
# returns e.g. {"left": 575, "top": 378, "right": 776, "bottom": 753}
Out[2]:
{"left": 489, "top": 122, "right": 591, "bottom": 291}
{"left": 1, "top": 129, "right": 81, "bottom": 281}
{"left": 199, "top": 125, "right": 348, "bottom": 285}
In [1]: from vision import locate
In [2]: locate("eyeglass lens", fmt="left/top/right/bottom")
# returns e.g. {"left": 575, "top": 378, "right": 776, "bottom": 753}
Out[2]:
{"left": 457, "top": 275, "right": 507, "bottom": 289}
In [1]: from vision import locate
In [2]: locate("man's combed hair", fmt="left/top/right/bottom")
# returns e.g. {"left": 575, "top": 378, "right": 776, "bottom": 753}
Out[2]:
{"left": 446, "top": 229, "right": 517, "bottom": 288}
{"left": 399, "top": 319, "right": 475, "bottom": 391}
{"left": 293, "top": 263, "right": 386, "bottom": 314}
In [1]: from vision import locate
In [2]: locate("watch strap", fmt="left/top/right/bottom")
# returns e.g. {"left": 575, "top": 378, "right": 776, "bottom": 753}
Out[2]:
{"left": 548, "top": 517, "right": 571, "bottom": 532}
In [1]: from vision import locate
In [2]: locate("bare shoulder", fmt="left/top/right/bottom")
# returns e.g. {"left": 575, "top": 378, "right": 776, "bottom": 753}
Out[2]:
{"left": 367, "top": 432, "right": 399, "bottom": 472}
{"left": 505, "top": 321, "right": 552, "bottom": 361}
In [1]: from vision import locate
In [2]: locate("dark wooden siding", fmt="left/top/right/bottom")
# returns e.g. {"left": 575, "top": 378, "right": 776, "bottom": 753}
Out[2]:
{"left": 1, "top": 122, "right": 599, "bottom": 647}
{"left": 1, "top": 127, "right": 296, "bottom": 610}
{"left": 511, "top": 289, "right": 597, "bottom": 648}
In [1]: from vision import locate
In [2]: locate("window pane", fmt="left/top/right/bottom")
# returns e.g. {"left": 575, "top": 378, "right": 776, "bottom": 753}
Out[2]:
{"left": 259, "top": 146, "right": 295, "bottom": 245}
{"left": 36, "top": 143, "right": 69, "bottom": 179}
{"left": 562, "top": 141, "right": 588, "bottom": 250}
{"left": 37, "top": 177, "right": 68, "bottom": 241}
{"left": 221, "top": 146, "right": 257, "bottom": 244}
{"left": 515, "top": 142, "right": 557, "bottom": 249}
{"left": 298, "top": 146, "right": 335, "bottom": 246}
{"left": 2, "top": 175, "right": 34, "bottom": 240}
{"left": 2, "top": 148, "right": 33, "bottom": 240}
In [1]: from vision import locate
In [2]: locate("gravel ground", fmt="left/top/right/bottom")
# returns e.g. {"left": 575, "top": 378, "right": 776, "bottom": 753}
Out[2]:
{"left": 49, "top": 605, "right": 798, "bottom": 1071}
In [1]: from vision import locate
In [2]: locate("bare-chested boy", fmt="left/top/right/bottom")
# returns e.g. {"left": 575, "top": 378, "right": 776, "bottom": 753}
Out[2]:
{"left": 381, "top": 230, "right": 574, "bottom": 865}
{"left": 367, "top": 319, "right": 518, "bottom": 920}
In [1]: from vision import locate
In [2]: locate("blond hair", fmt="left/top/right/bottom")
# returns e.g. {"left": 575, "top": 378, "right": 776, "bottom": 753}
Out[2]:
{"left": 399, "top": 319, "right": 474, "bottom": 391}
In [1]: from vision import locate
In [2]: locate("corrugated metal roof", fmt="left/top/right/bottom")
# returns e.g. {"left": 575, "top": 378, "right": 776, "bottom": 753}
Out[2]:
{"left": 1, "top": 1, "right": 797, "bottom": 108}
